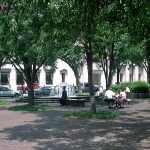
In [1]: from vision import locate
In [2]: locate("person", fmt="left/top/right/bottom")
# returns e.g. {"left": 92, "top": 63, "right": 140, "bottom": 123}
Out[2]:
{"left": 125, "top": 87, "right": 130, "bottom": 99}
{"left": 95, "top": 86, "right": 103, "bottom": 96}
{"left": 104, "top": 88, "right": 116, "bottom": 108}
{"left": 116, "top": 88, "right": 127, "bottom": 107}
{"left": 59, "top": 86, "right": 67, "bottom": 106}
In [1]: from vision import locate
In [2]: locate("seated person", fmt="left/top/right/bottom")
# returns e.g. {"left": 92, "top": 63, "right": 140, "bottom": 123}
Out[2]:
{"left": 126, "top": 87, "right": 130, "bottom": 99}
{"left": 104, "top": 88, "right": 116, "bottom": 108}
{"left": 116, "top": 88, "right": 127, "bottom": 107}
{"left": 59, "top": 86, "right": 67, "bottom": 106}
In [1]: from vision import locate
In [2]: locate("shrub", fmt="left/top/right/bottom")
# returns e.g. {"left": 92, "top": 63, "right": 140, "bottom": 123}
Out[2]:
{"left": 65, "top": 111, "right": 119, "bottom": 120}
{"left": 112, "top": 81, "right": 150, "bottom": 93}
{"left": 111, "top": 82, "right": 131, "bottom": 92}
{"left": 8, "top": 104, "right": 52, "bottom": 111}
{"left": 130, "top": 81, "right": 149, "bottom": 93}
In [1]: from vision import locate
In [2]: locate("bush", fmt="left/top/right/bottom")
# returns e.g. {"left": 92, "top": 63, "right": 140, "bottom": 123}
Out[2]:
{"left": 65, "top": 111, "right": 119, "bottom": 120}
{"left": 111, "top": 82, "right": 131, "bottom": 92}
{"left": 130, "top": 81, "right": 149, "bottom": 93}
{"left": 8, "top": 104, "right": 52, "bottom": 111}
{"left": 112, "top": 81, "right": 150, "bottom": 93}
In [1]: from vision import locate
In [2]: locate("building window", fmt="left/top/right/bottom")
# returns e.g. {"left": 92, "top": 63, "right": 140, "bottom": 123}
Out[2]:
{"left": 138, "top": 74, "right": 142, "bottom": 80}
{"left": 61, "top": 73, "right": 65, "bottom": 82}
{"left": 138, "top": 67, "right": 143, "bottom": 81}
{"left": 17, "top": 73, "right": 24, "bottom": 85}
{"left": 129, "top": 65, "right": 134, "bottom": 82}
{"left": 1, "top": 73, "right": 9, "bottom": 85}
{"left": 129, "top": 74, "right": 133, "bottom": 82}
{"left": 120, "top": 74, "right": 123, "bottom": 82}
{"left": 34, "top": 73, "right": 39, "bottom": 84}
{"left": 60, "top": 69, "right": 67, "bottom": 83}
{"left": 46, "top": 72, "right": 53, "bottom": 84}
{"left": 93, "top": 73, "right": 101, "bottom": 85}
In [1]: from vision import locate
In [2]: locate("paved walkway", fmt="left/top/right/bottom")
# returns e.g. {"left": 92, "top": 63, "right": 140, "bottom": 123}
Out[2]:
{"left": 0, "top": 99, "right": 149, "bottom": 150}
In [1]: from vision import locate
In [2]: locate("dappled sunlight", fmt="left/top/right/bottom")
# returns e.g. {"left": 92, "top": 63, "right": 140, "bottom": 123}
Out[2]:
{"left": 0, "top": 99, "right": 149, "bottom": 150}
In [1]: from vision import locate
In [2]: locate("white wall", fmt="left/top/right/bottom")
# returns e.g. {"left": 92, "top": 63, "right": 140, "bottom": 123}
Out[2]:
{"left": 52, "top": 59, "right": 76, "bottom": 86}
{"left": 1, "top": 61, "right": 148, "bottom": 91}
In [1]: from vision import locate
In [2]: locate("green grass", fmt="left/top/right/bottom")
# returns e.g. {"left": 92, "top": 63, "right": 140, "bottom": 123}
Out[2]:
{"left": 144, "top": 99, "right": 150, "bottom": 102}
{"left": 65, "top": 110, "right": 119, "bottom": 120}
{"left": 8, "top": 104, "right": 53, "bottom": 111}
{"left": 0, "top": 100, "right": 11, "bottom": 105}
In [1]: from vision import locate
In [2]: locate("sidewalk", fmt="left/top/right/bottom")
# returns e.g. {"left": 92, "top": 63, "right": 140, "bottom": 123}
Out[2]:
{"left": 0, "top": 99, "right": 149, "bottom": 150}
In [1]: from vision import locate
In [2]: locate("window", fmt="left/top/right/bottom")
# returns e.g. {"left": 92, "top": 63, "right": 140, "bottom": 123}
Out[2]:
{"left": 120, "top": 74, "right": 123, "bottom": 82}
{"left": 129, "top": 65, "right": 134, "bottom": 82}
{"left": 61, "top": 73, "right": 65, "bottom": 82}
{"left": 138, "top": 67, "right": 143, "bottom": 81}
{"left": 1, "top": 73, "right": 9, "bottom": 85}
{"left": 129, "top": 74, "right": 133, "bottom": 82}
{"left": 138, "top": 74, "right": 142, "bottom": 80}
{"left": 60, "top": 69, "right": 67, "bottom": 83}
{"left": 93, "top": 74, "right": 101, "bottom": 85}
{"left": 46, "top": 72, "right": 53, "bottom": 84}
{"left": 34, "top": 73, "right": 39, "bottom": 84}
{"left": 17, "top": 73, "right": 24, "bottom": 85}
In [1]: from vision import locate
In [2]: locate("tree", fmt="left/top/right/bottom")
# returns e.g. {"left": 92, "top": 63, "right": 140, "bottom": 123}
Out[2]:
{"left": 123, "top": 0, "right": 150, "bottom": 82}
{"left": 59, "top": 45, "right": 85, "bottom": 93}
{"left": 0, "top": 0, "right": 58, "bottom": 105}
{"left": 53, "top": 0, "right": 116, "bottom": 113}
{"left": 93, "top": 22, "right": 129, "bottom": 89}
{"left": 128, "top": 41, "right": 148, "bottom": 79}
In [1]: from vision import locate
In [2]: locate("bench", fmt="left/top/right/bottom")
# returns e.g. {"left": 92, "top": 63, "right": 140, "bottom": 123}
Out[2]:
{"left": 64, "top": 99, "right": 86, "bottom": 107}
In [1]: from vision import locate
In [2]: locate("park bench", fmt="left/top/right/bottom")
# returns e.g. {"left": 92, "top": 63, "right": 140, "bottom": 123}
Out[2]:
{"left": 64, "top": 99, "right": 87, "bottom": 107}
{"left": 63, "top": 95, "right": 104, "bottom": 107}
{"left": 17, "top": 95, "right": 102, "bottom": 107}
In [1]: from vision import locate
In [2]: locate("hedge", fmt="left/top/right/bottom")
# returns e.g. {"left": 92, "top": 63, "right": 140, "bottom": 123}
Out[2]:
{"left": 112, "top": 81, "right": 150, "bottom": 93}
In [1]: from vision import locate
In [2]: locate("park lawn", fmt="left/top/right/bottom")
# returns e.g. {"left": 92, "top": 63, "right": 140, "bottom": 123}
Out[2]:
{"left": 0, "top": 99, "right": 11, "bottom": 105}
{"left": 8, "top": 104, "right": 53, "bottom": 111}
{"left": 65, "top": 110, "right": 119, "bottom": 120}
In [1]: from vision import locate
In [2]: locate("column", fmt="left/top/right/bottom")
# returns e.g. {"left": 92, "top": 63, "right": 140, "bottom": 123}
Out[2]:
{"left": 39, "top": 67, "right": 46, "bottom": 86}
{"left": 9, "top": 67, "right": 17, "bottom": 91}
{"left": 125, "top": 64, "right": 130, "bottom": 82}
{"left": 134, "top": 66, "right": 139, "bottom": 81}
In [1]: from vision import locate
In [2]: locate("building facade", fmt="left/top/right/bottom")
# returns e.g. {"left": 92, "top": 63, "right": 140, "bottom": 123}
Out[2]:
{"left": 0, "top": 59, "right": 147, "bottom": 91}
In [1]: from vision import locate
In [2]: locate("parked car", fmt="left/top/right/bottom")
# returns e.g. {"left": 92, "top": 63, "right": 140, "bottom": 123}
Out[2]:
{"left": 0, "top": 86, "right": 21, "bottom": 98}
{"left": 17, "top": 85, "right": 40, "bottom": 91}
{"left": 34, "top": 87, "right": 51, "bottom": 96}
{"left": 81, "top": 82, "right": 100, "bottom": 93}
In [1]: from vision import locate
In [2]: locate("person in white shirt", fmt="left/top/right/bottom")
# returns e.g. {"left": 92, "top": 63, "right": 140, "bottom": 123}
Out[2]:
{"left": 104, "top": 88, "right": 116, "bottom": 108}
{"left": 105, "top": 89, "right": 115, "bottom": 99}
{"left": 125, "top": 87, "right": 130, "bottom": 99}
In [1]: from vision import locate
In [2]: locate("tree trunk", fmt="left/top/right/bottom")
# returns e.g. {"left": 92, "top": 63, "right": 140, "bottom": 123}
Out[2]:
{"left": 116, "top": 68, "right": 120, "bottom": 84}
{"left": 27, "top": 81, "right": 35, "bottom": 105}
{"left": 0, "top": 70, "right": 1, "bottom": 85}
{"left": 23, "top": 57, "right": 35, "bottom": 105}
{"left": 75, "top": 71, "right": 82, "bottom": 93}
{"left": 147, "top": 62, "right": 150, "bottom": 83}
{"left": 85, "top": 41, "right": 96, "bottom": 113}
{"left": 105, "top": 69, "right": 113, "bottom": 89}
{"left": 87, "top": 57, "right": 96, "bottom": 113}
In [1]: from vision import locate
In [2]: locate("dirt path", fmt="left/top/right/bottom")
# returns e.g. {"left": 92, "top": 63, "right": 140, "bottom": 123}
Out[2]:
{"left": 0, "top": 99, "right": 149, "bottom": 150}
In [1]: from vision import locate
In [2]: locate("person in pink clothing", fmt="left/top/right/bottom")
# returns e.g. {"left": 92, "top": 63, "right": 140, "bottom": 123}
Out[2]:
{"left": 116, "top": 88, "right": 127, "bottom": 107}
